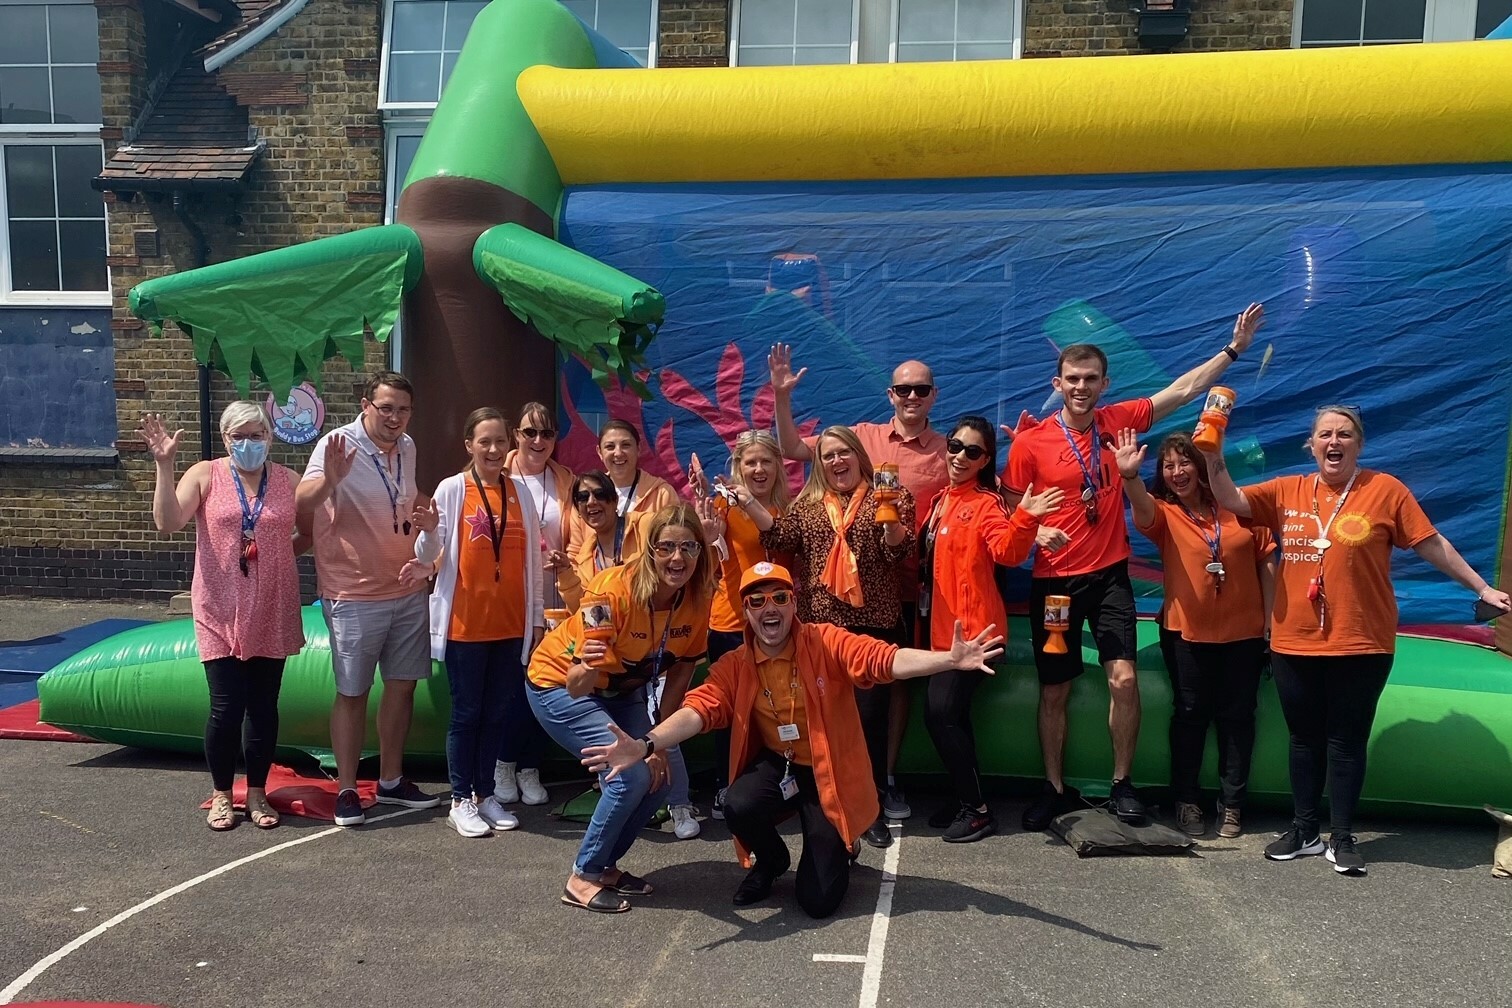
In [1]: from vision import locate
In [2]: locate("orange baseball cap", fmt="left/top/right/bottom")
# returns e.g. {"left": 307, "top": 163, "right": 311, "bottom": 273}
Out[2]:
{"left": 739, "top": 561, "right": 794, "bottom": 594}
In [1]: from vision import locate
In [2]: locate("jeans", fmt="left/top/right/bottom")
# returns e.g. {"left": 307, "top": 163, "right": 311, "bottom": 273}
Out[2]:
{"left": 1270, "top": 651, "right": 1393, "bottom": 835}
{"left": 528, "top": 683, "right": 667, "bottom": 879}
{"left": 649, "top": 675, "right": 690, "bottom": 807}
{"left": 203, "top": 656, "right": 285, "bottom": 791}
{"left": 444, "top": 639, "right": 522, "bottom": 802}
{"left": 1159, "top": 630, "right": 1265, "bottom": 809}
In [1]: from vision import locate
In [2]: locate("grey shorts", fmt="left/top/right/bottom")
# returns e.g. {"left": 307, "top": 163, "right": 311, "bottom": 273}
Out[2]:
{"left": 322, "top": 591, "right": 431, "bottom": 697}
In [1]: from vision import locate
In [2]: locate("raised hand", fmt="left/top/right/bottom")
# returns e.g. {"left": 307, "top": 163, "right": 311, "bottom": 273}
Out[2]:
{"left": 1017, "top": 481, "right": 1065, "bottom": 520}
{"left": 1231, "top": 302, "right": 1264, "bottom": 353}
{"left": 696, "top": 493, "right": 726, "bottom": 543}
{"left": 688, "top": 451, "right": 709, "bottom": 499}
{"left": 1113, "top": 428, "right": 1147, "bottom": 480}
{"left": 323, "top": 431, "right": 357, "bottom": 485}
{"left": 580, "top": 721, "right": 647, "bottom": 781}
{"left": 950, "top": 620, "right": 1005, "bottom": 674}
{"left": 999, "top": 410, "right": 1039, "bottom": 444}
{"left": 1035, "top": 524, "right": 1070, "bottom": 552}
{"left": 140, "top": 413, "right": 183, "bottom": 465}
{"left": 767, "top": 343, "right": 807, "bottom": 396}
{"left": 409, "top": 497, "right": 440, "bottom": 534}
{"left": 544, "top": 548, "right": 569, "bottom": 572}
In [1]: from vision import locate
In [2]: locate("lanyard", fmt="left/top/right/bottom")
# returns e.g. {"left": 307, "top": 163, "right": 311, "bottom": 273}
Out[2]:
{"left": 1177, "top": 500, "right": 1222, "bottom": 564}
{"left": 470, "top": 465, "right": 508, "bottom": 582}
{"left": 230, "top": 459, "right": 267, "bottom": 540}
{"left": 1308, "top": 470, "right": 1359, "bottom": 630}
{"left": 641, "top": 592, "right": 679, "bottom": 719}
{"left": 369, "top": 448, "right": 406, "bottom": 534}
{"left": 1056, "top": 414, "right": 1103, "bottom": 497}
{"left": 523, "top": 471, "right": 551, "bottom": 551}
{"left": 613, "top": 469, "right": 641, "bottom": 563}
{"left": 760, "top": 657, "right": 800, "bottom": 761}
{"left": 920, "top": 492, "right": 951, "bottom": 586}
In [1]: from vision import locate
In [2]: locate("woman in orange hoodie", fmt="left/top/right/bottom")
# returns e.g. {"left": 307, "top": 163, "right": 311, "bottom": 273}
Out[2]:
{"left": 919, "top": 416, "right": 1062, "bottom": 842}
{"left": 581, "top": 561, "right": 1003, "bottom": 919}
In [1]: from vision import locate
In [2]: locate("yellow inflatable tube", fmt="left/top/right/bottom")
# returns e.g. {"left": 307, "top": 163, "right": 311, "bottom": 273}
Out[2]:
{"left": 519, "top": 41, "right": 1512, "bottom": 185}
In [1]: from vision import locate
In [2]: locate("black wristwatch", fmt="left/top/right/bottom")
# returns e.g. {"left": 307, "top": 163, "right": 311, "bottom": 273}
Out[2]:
{"left": 640, "top": 735, "right": 656, "bottom": 757}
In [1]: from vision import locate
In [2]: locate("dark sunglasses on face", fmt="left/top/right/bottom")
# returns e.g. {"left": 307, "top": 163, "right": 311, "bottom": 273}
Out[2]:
{"left": 651, "top": 540, "right": 702, "bottom": 558}
{"left": 573, "top": 488, "right": 616, "bottom": 504}
{"left": 520, "top": 427, "right": 556, "bottom": 440}
{"left": 743, "top": 590, "right": 793, "bottom": 610}
{"left": 945, "top": 437, "right": 987, "bottom": 461}
{"left": 890, "top": 383, "right": 934, "bottom": 399}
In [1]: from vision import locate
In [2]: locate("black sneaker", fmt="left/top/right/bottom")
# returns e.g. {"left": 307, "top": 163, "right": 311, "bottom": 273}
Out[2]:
{"left": 1264, "top": 826, "right": 1326, "bottom": 861}
{"left": 928, "top": 804, "right": 957, "bottom": 829}
{"left": 333, "top": 788, "right": 365, "bottom": 827}
{"left": 1109, "top": 778, "right": 1147, "bottom": 825}
{"left": 881, "top": 786, "right": 912, "bottom": 820}
{"left": 375, "top": 779, "right": 443, "bottom": 809}
{"left": 942, "top": 805, "right": 997, "bottom": 844}
{"left": 711, "top": 787, "right": 728, "bottom": 821}
{"left": 861, "top": 817, "right": 893, "bottom": 849}
{"left": 733, "top": 866, "right": 777, "bottom": 906}
{"left": 1022, "top": 781, "right": 1080, "bottom": 832}
{"left": 1326, "top": 833, "right": 1367, "bottom": 875}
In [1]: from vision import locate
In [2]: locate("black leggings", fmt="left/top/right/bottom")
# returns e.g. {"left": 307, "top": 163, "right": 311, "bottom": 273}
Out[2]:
{"left": 1270, "top": 651, "right": 1392, "bottom": 835}
{"left": 924, "top": 669, "right": 987, "bottom": 808}
{"left": 851, "top": 625, "right": 906, "bottom": 793}
{"left": 1160, "top": 630, "right": 1265, "bottom": 809}
{"left": 203, "top": 656, "right": 286, "bottom": 791}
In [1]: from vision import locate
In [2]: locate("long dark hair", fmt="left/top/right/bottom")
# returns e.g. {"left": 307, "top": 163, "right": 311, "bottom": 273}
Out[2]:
{"left": 1150, "top": 432, "right": 1214, "bottom": 507}
{"left": 949, "top": 415, "right": 998, "bottom": 490}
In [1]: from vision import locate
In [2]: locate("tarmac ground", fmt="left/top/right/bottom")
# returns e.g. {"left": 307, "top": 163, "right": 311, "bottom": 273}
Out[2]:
{"left": 2, "top": 599, "right": 1509, "bottom": 1008}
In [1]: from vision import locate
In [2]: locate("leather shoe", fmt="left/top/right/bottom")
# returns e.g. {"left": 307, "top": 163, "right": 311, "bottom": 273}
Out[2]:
{"left": 733, "top": 867, "right": 778, "bottom": 906}
{"left": 862, "top": 817, "right": 893, "bottom": 849}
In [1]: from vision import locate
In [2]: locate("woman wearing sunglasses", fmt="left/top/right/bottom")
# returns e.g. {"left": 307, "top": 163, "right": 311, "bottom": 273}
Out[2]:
{"left": 555, "top": 470, "right": 647, "bottom": 611}
{"left": 527, "top": 503, "right": 717, "bottom": 913}
{"left": 740, "top": 424, "right": 914, "bottom": 850}
{"left": 566, "top": 420, "right": 677, "bottom": 565}
{"left": 919, "top": 417, "right": 1064, "bottom": 842}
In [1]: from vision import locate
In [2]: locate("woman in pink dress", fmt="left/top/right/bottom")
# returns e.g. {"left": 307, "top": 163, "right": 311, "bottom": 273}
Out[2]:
{"left": 143, "top": 402, "right": 308, "bottom": 831}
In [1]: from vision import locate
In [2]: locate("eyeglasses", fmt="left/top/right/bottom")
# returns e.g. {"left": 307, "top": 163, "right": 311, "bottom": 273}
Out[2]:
{"left": 370, "top": 404, "right": 413, "bottom": 417}
{"left": 743, "top": 589, "right": 793, "bottom": 610}
{"left": 572, "top": 488, "right": 616, "bottom": 505}
{"left": 890, "top": 384, "right": 934, "bottom": 399}
{"left": 945, "top": 437, "right": 987, "bottom": 461}
{"left": 228, "top": 432, "right": 266, "bottom": 442}
{"left": 651, "top": 540, "right": 702, "bottom": 558}
{"left": 819, "top": 449, "right": 854, "bottom": 464}
{"left": 520, "top": 427, "right": 556, "bottom": 440}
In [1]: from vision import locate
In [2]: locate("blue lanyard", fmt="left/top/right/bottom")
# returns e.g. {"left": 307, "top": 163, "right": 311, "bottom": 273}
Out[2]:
{"left": 1056, "top": 414, "right": 1103, "bottom": 494}
{"left": 230, "top": 459, "right": 267, "bottom": 539}
{"left": 1178, "top": 500, "right": 1222, "bottom": 565}
{"left": 612, "top": 469, "right": 641, "bottom": 563}
{"left": 369, "top": 448, "right": 406, "bottom": 534}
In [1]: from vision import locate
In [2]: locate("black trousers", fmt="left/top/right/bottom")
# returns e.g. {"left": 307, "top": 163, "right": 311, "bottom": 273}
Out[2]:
{"left": 1270, "top": 651, "right": 1392, "bottom": 835}
{"left": 851, "top": 624, "right": 906, "bottom": 792}
{"left": 1159, "top": 630, "right": 1265, "bottom": 809}
{"left": 924, "top": 668, "right": 987, "bottom": 808}
{"left": 203, "top": 656, "right": 286, "bottom": 791}
{"left": 723, "top": 750, "right": 851, "bottom": 919}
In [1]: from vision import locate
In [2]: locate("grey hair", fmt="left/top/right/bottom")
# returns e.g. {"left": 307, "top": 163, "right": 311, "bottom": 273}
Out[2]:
{"left": 1309, "top": 404, "right": 1365, "bottom": 443}
{"left": 220, "top": 400, "right": 273, "bottom": 436}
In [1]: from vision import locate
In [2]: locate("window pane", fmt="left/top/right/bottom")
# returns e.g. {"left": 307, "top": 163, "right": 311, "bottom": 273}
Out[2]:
{"left": 51, "top": 66, "right": 101, "bottom": 125}
{"left": 560, "top": 0, "right": 594, "bottom": 22}
{"left": 898, "top": 0, "right": 936, "bottom": 40}
{"left": 387, "top": 52, "right": 441, "bottom": 103}
{"left": 442, "top": 1, "right": 487, "bottom": 49}
{"left": 6, "top": 145, "right": 56, "bottom": 215}
{"left": 439, "top": 50, "right": 460, "bottom": 94}
{"left": 0, "top": 6, "right": 46, "bottom": 64}
{"left": 48, "top": 5, "right": 100, "bottom": 64}
{"left": 956, "top": 41, "right": 1016, "bottom": 60}
{"left": 395, "top": 133, "right": 423, "bottom": 188}
{"left": 391, "top": 0, "right": 446, "bottom": 50}
{"left": 737, "top": 45, "right": 795, "bottom": 65}
{"left": 897, "top": 42, "right": 957, "bottom": 61}
{"left": 1480, "top": 0, "right": 1512, "bottom": 35}
{"left": 796, "top": 0, "right": 852, "bottom": 44}
{"left": 54, "top": 145, "right": 103, "bottom": 218}
{"left": 740, "top": 0, "right": 796, "bottom": 46}
{"left": 957, "top": 0, "right": 1013, "bottom": 39}
{"left": 0, "top": 66, "right": 51, "bottom": 123}
{"left": 793, "top": 44, "right": 851, "bottom": 64}
{"left": 1300, "top": 0, "right": 1365, "bottom": 41}
{"left": 8, "top": 219, "right": 59, "bottom": 291}
{"left": 596, "top": 0, "right": 652, "bottom": 47}
{"left": 58, "top": 218, "right": 107, "bottom": 291}
{"left": 1363, "top": 0, "right": 1426, "bottom": 39}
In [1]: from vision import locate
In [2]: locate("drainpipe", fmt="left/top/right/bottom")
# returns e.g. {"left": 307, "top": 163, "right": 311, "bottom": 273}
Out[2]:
{"left": 172, "top": 191, "right": 212, "bottom": 460}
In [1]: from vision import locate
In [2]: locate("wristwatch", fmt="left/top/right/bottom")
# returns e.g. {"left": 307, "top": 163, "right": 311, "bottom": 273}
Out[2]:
{"left": 640, "top": 734, "right": 656, "bottom": 757}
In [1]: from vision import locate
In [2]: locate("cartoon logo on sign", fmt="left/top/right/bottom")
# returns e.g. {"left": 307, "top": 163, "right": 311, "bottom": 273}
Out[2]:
{"left": 265, "top": 382, "right": 325, "bottom": 445}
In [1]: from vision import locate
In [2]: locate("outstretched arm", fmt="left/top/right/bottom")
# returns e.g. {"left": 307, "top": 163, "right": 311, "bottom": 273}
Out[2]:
{"left": 580, "top": 709, "right": 707, "bottom": 780}
{"left": 769, "top": 343, "right": 814, "bottom": 462}
{"left": 891, "top": 621, "right": 1005, "bottom": 679}
{"left": 1149, "top": 303, "right": 1263, "bottom": 422}
{"left": 1413, "top": 534, "right": 1512, "bottom": 612}
{"left": 1199, "top": 449, "right": 1252, "bottom": 519}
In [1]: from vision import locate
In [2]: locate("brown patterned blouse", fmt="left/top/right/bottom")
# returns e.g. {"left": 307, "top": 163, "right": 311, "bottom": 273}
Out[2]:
{"left": 761, "top": 487, "right": 916, "bottom": 630}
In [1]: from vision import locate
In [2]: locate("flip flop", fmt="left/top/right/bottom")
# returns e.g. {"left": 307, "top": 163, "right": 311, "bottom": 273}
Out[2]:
{"left": 246, "top": 797, "right": 280, "bottom": 830}
{"left": 206, "top": 793, "right": 238, "bottom": 832}
{"left": 606, "top": 871, "right": 653, "bottom": 896}
{"left": 560, "top": 886, "right": 630, "bottom": 914}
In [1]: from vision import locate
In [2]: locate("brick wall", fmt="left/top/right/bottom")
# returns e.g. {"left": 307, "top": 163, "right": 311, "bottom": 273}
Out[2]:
{"left": 658, "top": 0, "right": 729, "bottom": 66}
{"left": 1023, "top": 0, "right": 1292, "bottom": 56}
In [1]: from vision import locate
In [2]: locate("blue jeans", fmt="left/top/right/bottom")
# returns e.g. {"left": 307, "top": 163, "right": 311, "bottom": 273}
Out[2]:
{"left": 650, "top": 676, "right": 690, "bottom": 808}
{"left": 528, "top": 683, "right": 667, "bottom": 879}
{"left": 444, "top": 639, "right": 522, "bottom": 802}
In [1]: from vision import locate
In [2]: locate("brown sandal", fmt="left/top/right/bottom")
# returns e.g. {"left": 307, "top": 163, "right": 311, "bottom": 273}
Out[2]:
{"left": 246, "top": 795, "right": 280, "bottom": 829}
{"left": 206, "top": 793, "right": 238, "bottom": 831}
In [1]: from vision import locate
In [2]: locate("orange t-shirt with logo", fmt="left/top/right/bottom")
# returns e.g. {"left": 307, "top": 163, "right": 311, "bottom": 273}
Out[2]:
{"left": 527, "top": 563, "right": 710, "bottom": 691}
{"left": 1136, "top": 500, "right": 1274, "bottom": 644}
{"left": 710, "top": 504, "right": 791, "bottom": 633}
{"left": 1241, "top": 469, "right": 1435, "bottom": 656}
{"left": 750, "top": 641, "right": 813, "bottom": 765}
{"left": 1005, "top": 399, "right": 1154, "bottom": 577}
{"left": 448, "top": 480, "right": 527, "bottom": 642}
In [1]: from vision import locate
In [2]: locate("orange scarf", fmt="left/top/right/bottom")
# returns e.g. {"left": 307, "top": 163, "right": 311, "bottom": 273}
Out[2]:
{"left": 821, "top": 488, "right": 867, "bottom": 607}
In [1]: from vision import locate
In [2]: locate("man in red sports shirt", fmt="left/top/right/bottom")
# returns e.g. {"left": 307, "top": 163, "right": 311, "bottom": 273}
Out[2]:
{"left": 1007, "top": 304, "right": 1264, "bottom": 830}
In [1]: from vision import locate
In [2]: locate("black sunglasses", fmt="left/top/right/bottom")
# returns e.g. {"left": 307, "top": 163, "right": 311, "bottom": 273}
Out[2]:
{"left": 890, "top": 383, "right": 934, "bottom": 399}
{"left": 945, "top": 437, "right": 987, "bottom": 461}
{"left": 573, "top": 487, "right": 616, "bottom": 504}
{"left": 520, "top": 426, "right": 556, "bottom": 440}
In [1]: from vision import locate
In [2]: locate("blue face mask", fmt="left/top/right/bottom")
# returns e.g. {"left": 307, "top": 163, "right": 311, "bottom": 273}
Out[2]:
{"left": 229, "top": 437, "right": 268, "bottom": 470}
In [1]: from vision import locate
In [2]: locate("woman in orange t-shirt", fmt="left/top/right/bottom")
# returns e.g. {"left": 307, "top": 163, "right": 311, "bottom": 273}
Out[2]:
{"left": 1117, "top": 430, "right": 1275, "bottom": 841}
{"left": 1206, "top": 404, "right": 1509, "bottom": 875}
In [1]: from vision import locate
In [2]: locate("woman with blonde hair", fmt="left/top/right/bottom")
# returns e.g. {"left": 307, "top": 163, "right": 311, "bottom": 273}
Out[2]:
{"left": 741, "top": 425, "right": 914, "bottom": 849}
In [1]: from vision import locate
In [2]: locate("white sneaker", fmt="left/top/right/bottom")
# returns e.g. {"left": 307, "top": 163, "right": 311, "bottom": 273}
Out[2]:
{"left": 477, "top": 795, "right": 519, "bottom": 831}
{"left": 448, "top": 798, "right": 491, "bottom": 837}
{"left": 517, "top": 767, "right": 549, "bottom": 806}
{"left": 669, "top": 804, "right": 701, "bottom": 840}
{"left": 493, "top": 760, "right": 520, "bottom": 804}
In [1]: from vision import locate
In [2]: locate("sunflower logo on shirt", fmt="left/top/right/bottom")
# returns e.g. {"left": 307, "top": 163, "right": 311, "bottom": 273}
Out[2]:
{"left": 1332, "top": 512, "right": 1374, "bottom": 547}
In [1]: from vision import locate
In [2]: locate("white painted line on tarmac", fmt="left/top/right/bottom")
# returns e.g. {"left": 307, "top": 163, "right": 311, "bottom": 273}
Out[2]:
{"left": 0, "top": 806, "right": 422, "bottom": 1005}
{"left": 858, "top": 823, "right": 903, "bottom": 1008}
{"left": 813, "top": 953, "right": 867, "bottom": 963}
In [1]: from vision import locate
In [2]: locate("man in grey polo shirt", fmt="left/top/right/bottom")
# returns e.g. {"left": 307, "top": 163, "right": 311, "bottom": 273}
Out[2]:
{"left": 298, "top": 371, "right": 441, "bottom": 826}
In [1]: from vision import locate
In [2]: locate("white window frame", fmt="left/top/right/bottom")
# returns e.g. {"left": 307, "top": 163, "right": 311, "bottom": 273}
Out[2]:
{"left": 561, "top": 0, "right": 660, "bottom": 67}
{"left": 730, "top": 0, "right": 1023, "bottom": 66}
{"left": 1292, "top": 0, "right": 1486, "bottom": 45}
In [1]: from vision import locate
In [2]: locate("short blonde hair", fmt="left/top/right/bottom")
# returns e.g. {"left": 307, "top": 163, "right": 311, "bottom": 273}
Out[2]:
{"left": 796, "top": 425, "right": 872, "bottom": 508}
{"left": 220, "top": 400, "right": 272, "bottom": 436}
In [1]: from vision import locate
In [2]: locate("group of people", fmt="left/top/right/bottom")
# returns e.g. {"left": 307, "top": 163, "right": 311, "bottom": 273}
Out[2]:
{"left": 143, "top": 304, "right": 1510, "bottom": 917}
